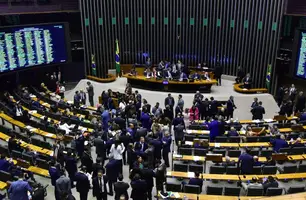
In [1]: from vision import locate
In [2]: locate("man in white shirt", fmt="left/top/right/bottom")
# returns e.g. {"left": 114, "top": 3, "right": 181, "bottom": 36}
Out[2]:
{"left": 58, "top": 121, "right": 74, "bottom": 135}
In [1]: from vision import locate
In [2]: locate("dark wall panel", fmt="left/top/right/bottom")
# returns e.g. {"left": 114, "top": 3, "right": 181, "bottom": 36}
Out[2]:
{"left": 80, "top": 0, "right": 284, "bottom": 88}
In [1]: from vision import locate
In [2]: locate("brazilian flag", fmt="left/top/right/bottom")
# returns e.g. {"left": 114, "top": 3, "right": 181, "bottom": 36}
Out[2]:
{"left": 266, "top": 64, "right": 271, "bottom": 90}
{"left": 91, "top": 54, "right": 97, "bottom": 76}
{"left": 115, "top": 39, "right": 120, "bottom": 74}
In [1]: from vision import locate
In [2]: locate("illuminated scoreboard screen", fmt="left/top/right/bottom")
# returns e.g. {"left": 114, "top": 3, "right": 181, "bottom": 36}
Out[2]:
{"left": 295, "top": 30, "right": 306, "bottom": 79}
{"left": 0, "top": 23, "right": 70, "bottom": 73}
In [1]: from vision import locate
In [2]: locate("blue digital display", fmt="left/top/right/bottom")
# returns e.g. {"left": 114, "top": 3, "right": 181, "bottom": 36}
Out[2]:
{"left": 295, "top": 31, "right": 306, "bottom": 79}
{"left": 0, "top": 23, "right": 69, "bottom": 73}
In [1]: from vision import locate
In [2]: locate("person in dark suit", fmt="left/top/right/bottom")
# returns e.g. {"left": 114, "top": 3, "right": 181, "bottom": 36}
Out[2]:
{"left": 235, "top": 66, "right": 245, "bottom": 83}
{"left": 188, "top": 172, "right": 203, "bottom": 193}
{"left": 79, "top": 90, "right": 86, "bottom": 105}
{"left": 130, "top": 173, "right": 147, "bottom": 200}
{"left": 86, "top": 81, "right": 94, "bottom": 107}
{"left": 162, "top": 132, "right": 172, "bottom": 167}
{"left": 134, "top": 136, "right": 148, "bottom": 153}
{"left": 75, "top": 166, "right": 90, "bottom": 200}
{"left": 251, "top": 97, "right": 259, "bottom": 108}
{"left": 74, "top": 91, "right": 81, "bottom": 108}
{"left": 227, "top": 127, "right": 239, "bottom": 137}
{"left": 49, "top": 162, "right": 61, "bottom": 200}
{"left": 144, "top": 143, "right": 155, "bottom": 169}
{"left": 214, "top": 62, "right": 223, "bottom": 86}
{"left": 114, "top": 174, "right": 129, "bottom": 200}
{"left": 56, "top": 170, "right": 72, "bottom": 199}
{"left": 209, "top": 97, "right": 218, "bottom": 117}
{"left": 92, "top": 157, "right": 103, "bottom": 178}
{"left": 270, "top": 134, "right": 288, "bottom": 152}
{"left": 93, "top": 135, "right": 106, "bottom": 166}
{"left": 64, "top": 150, "right": 77, "bottom": 187}
{"left": 251, "top": 101, "right": 265, "bottom": 120}
{"left": 140, "top": 162, "right": 155, "bottom": 200}
{"left": 226, "top": 96, "right": 237, "bottom": 120}
{"left": 295, "top": 91, "right": 306, "bottom": 113}
{"left": 164, "top": 93, "right": 175, "bottom": 111}
{"left": 8, "top": 173, "right": 33, "bottom": 200}
{"left": 276, "top": 86, "right": 285, "bottom": 107}
{"left": 174, "top": 121, "right": 185, "bottom": 147}
{"left": 151, "top": 137, "right": 162, "bottom": 161}
{"left": 242, "top": 73, "right": 252, "bottom": 89}
{"left": 81, "top": 150, "right": 93, "bottom": 174}
{"left": 262, "top": 176, "right": 279, "bottom": 193}
{"left": 238, "top": 149, "right": 254, "bottom": 175}
{"left": 0, "top": 155, "right": 13, "bottom": 172}
{"left": 154, "top": 160, "right": 166, "bottom": 192}
{"left": 289, "top": 84, "right": 297, "bottom": 103}
{"left": 92, "top": 169, "right": 108, "bottom": 200}
{"left": 105, "top": 159, "right": 119, "bottom": 196}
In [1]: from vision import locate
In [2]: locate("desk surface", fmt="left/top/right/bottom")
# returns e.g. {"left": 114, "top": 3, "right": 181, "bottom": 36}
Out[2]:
{"left": 173, "top": 155, "right": 267, "bottom": 162}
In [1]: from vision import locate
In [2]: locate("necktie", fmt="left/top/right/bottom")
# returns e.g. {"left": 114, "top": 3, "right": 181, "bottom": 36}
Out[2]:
{"left": 100, "top": 177, "right": 103, "bottom": 193}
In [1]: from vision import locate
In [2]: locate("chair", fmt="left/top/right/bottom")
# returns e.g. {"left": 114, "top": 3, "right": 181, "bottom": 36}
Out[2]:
{"left": 280, "top": 165, "right": 297, "bottom": 174}
{"left": 287, "top": 186, "right": 305, "bottom": 194}
{"left": 185, "top": 135, "right": 196, "bottom": 142}
{"left": 206, "top": 186, "right": 223, "bottom": 195}
{"left": 262, "top": 166, "right": 277, "bottom": 175}
{"left": 227, "top": 150, "right": 241, "bottom": 157}
{"left": 287, "top": 133, "right": 300, "bottom": 140}
{"left": 22, "top": 153, "right": 34, "bottom": 164}
{"left": 291, "top": 147, "right": 305, "bottom": 155}
{"left": 210, "top": 166, "right": 225, "bottom": 174}
{"left": 36, "top": 158, "right": 49, "bottom": 170}
{"left": 215, "top": 136, "right": 228, "bottom": 143}
{"left": 247, "top": 188, "right": 264, "bottom": 196}
{"left": 179, "top": 148, "right": 192, "bottom": 155}
{"left": 279, "top": 148, "right": 291, "bottom": 154}
{"left": 250, "top": 150, "right": 259, "bottom": 156}
{"left": 189, "top": 164, "right": 204, "bottom": 173}
{"left": 298, "top": 164, "right": 306, "bottom": 172}
{"left": 252, "top": 166, "right": 262, "bottom": 174}
{"left": 0, "top": 170, "right": 12, "bottom": 182}
{"left": 259, "top": 136, "right": 272, "bottom": 142}
{"left": 226, "top": 166, "right": 238, "bottom": 174}
{"left": 261, "top": 150, "right": 273, "bottom": 157}
{"left": 212, "top": 149, "right": 226, "bottom": 157}
{"left": 246, "top": 136, "right": 258, "bottom": 142}
{"left": 166, "top": 182, "right": 182, "bottom": 192}
{"left": 266, "top": 188, "right": 283, "bottom": 196}
{"left": 224, "top": 186, "right": 241, "bottom": 196}
{"left": 184, "top": 184, "right": 200, "bottom": 194}
{"left": 194, "top": 149, "right": 208, "bottom": 157}
{"left": 0, "top": 145, "right": 9, "bottom": 157}
{"left": 228, "top": 136, "right": 240, "bottom": 143}
{"left": 173, "top": 163, "right": 188, "bottom": 172}
{"left": 12, "top": 150, "right": 22, "bottom": 159}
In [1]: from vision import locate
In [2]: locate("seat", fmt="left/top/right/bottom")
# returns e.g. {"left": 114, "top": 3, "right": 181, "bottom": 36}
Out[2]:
{"left": 210, "top": 166, "right": 225, "bottom": 174}
{"left": 179, "top": 148, "right": 192, "bottom": 155}
{"left": 36, "top": 158, "right": 49, "bottom": 170}
{"left": 227, "top": 150, "right": 241, "bottom": 157}
{"left": 298, "top": 164, "right": 306, "bottom": 172}
{"left": 22, "top": 153, "right": 34, "bottom": 164}
{"left": 262, "top": 166, "right": 277, "bottom": 175}
{"left": 246, "top": 136, "right": 258, "bottom": 142}
{"left": 287, "top": 133, "right": 300, "bottom": 140}
{"left": 228, "top": 136, "right": 240, "bottom": 143}
{"left": 173, "top": 163, "right": 188, "bottom": 172}
{"left": 250, "top": 150, "right": 259, "bottom": 156}
{"left": 12, "top": 150, "right": 22, "bottom": 159}
{"left": 287, "top": 186, "right": 305, "bottom": 194}
{"left": 291, "top": 147, "right": 305, "bottom": 155}
{"left": 215, "top": 136, "right": 228, "bottom": 143}
{"left": 212, "top": 149, "right": 226, "bottom": 157}
{"left": 194, "top": 149, "right": 208, "bottom": 157}
{"left": 252, "top": 166, "right": 262, "bottom": 174}
{"left": 266, "top": 188, "right": 283, "bottom": 196}
{"left": 247, "top": 188, "right": 264, "bottom": 196}
{"left": 259, "top": 136, "right": 272, "bottom": 142}
{"left": 166, "top": 182, "right": 182, "bottom": 192}
{"left": 279, "top": 148, "right": 291, "bottom": 154}
{"left": 189, "top": 164, "right": 204, "bottom": 173}
{"left": 206, "top": 186, "right": 223, "bottom": 195}
{"left": 198, "top": 135, "right": 209, "bottom": 140}
{"left": 226, "top": 166, "right": 239, "bottom": 175}
{"left": 261, "top": 150, "right": 274, "bottom": 157}
{"left": 0, "top": 170, "right": 12, "bottom": 182}
{"left": 184, "top": 184, "right": 200, "bottom": 194}
{"left": 185, "top": 135, "right": 196, "bottom": 142}
{"left": 224, "top": 186, "right": 241, "bottom": 196}
{"left": 0, "top": 145, "right": 9, "bottom": 157}
{"left": 280, "top": 165, "right": 297, "bottom": 174}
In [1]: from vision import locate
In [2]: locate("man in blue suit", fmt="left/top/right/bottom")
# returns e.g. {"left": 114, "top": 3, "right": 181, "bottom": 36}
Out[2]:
{"left": 140, "top": 111, "right": 151, "bottom": 131}
{"left": 238, "top": 149, "right": 254, "bottom": 174}
{"left": 151, "top": 137, "right": 162, "bottom": 161}
{"left": 162, "top": 132, "right": 172, "bottom": 167}
{"left": 135, "top": 136, "right": 148, "bottom": 153}
{"left": 49, "top": 162, "right": 61, "bottom": 200}
{"left": 270, "top": 134, "right": 288, "bottom": 152}
{"left": 0, "top": 155, "right": 13, "bottom": 172}
{"left": 75, "top": 166, "right": 90, "bottom": 200}
{"left": 188, "top": 172, "right": 203, "bottom": 193}
{"left": 105, "top": 159, "right": 119, "bottom": 196}
{"left": 74, "top": 91, "right": 81, "bottom": 107}
{"left": 226, "top": 96, "right": 237, "bottom": 120}
{"left": 209, "top": 117, "right": 219, "bottom": 142}
{"left": 8, "top": 173, "right": 32, "bottom": 200}
{"left": 101, "top": 109, "right": 110, "bottom": 132}
{"left": 64, "top": 150, "right": 77, "bottom": 187}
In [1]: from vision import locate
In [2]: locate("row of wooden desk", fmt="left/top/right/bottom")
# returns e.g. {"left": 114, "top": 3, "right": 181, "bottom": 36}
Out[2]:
{"left": 166, "top": 171, "right": 306, "bottom": 181}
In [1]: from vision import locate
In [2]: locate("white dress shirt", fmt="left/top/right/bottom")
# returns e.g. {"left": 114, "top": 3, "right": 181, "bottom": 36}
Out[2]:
{"left": 109, "top": 143, "right": 125, "bottom": 160}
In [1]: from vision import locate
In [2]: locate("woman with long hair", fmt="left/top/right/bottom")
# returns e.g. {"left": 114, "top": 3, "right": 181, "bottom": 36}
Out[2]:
{"left": 109, "top": 139, "right": 125, "bottom": 174}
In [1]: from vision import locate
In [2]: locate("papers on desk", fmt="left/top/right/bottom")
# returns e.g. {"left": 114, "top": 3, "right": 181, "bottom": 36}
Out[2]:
{"left": 45, "top": 133, "right": 54, "bottom": 137}
{"left": 252, "top": 119, "right": 261, "bottom": 123}
{"left": 185, "top": 141, "right": 193, "bottom": 146}
{"left": 40, "top": 116, "right": 44, "bottom": 120}
{"left": 194, "top": 156, "right": 200, "bottom": 161}
{"left": 166, "top": 171, "right": 171, "bottom": 176}
{"left": 81, "top": 105, "right": 87, "bottom": 109}
{"left": 84, "top": 141, "right": 89, "bottom": 146}
{"left": 49, "top": 93, "right": 55, "bottom": 96}
{"left": 171, "top": 192, "right": 180, "bottom": 198}
{"left": 240, "top": 130, "right": 246, "bottom": 135}
{"left": 42, "top": 102, "right": 48, "bottom": 106}
{"left": 173, "top": 154, "right": 183, "bottom": 158}
{"left": 28, "top": 110, "right": 37, "bottom": 114}
{"left": 243, "top": 88, "right": 248, "bottom": 90}
{"left": 67, "top": 101, "right": 73, "bottom": 104}
{"left": 264, "top": 119, "right": 274, "bottom": 123}
{"left": 187, "top": 172, "right": 195, "bottom": 178}
{"left": 29, "top": 94, "right": 36, "bottom": 98}
{"left": 215, "top": 143, "right": 220, "bottom": 148}
{"left": 186, "top": 130, "right": 192, "bottom": 134}
{"left": 30, "top": 128, "right": 38, "bottom": 132}
{"left": 50, "top": 151, "right": 54, "bottom": 157}
{"left": 25, "top": 126, "right": 33, "bottom": 130}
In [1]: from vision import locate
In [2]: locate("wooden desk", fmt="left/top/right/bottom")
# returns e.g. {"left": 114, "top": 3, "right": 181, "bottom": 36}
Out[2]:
{"left": 0, "top": 181, "right": 7, "bottom": 190}
{"left": 234, "top": 83, "right": 268, "bottom": 94}
{"left": 124, "top": 74, "right": 217, "bottom": 93}
{"left": 239, "top": 142, "right": 271, "bottom": 148}
{"left": 173, "top": 155, "right": 267, "bottom": 162}
{"left": 187, "top": 130, "right": 246, "bottom": 135}
{"left": 256, "top": 192, "right": 306, "bottom": 200}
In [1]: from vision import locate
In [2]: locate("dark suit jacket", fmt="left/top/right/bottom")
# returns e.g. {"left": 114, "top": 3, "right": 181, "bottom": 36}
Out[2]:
{"left": 227, "top": 100, "right": 236, "bottom": 112}
{"left": 296, "top": 96, "right": 306, "bottom": 110}
{"left": 164, "top": 97, "right": 175, "bottom": 108}
{"left": 93, "top": 137, "right": 106, "bottom": 158}
{"left": 105, "top": 159, "right": 119, "bottom": 181}
{"left": 140, "top": 168, "right": 154, "bottom": 188}
{"left": 251, "top": 106, "right": 265, "bottom": 120}
{"left": 75, "top": 172, "right": 90, "bottom": 193}
{"left": 64, "top": 156, "right": 77, "bottom": 175}
{"left": 189, "top": 178, "right": 203, "bottom": 192}
{"left": 114, "top": 181, "right": 129, "bottom": 200}
{"left": 263, "top": 180, "right": 279, "bottom": 193}
{"left": 92, "top": 175, "right": 108, "bottom": 196}
{"left": 130, "top": 179, "right": 147, "bottom": 199}
{"left": 243, "top": 76, "right": 253, "bottom": 84}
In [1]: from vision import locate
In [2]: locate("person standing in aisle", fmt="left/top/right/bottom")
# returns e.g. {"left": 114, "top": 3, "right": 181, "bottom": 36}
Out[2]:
{"left": 86, "top": 81, "right": 94, "bottom": 107}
